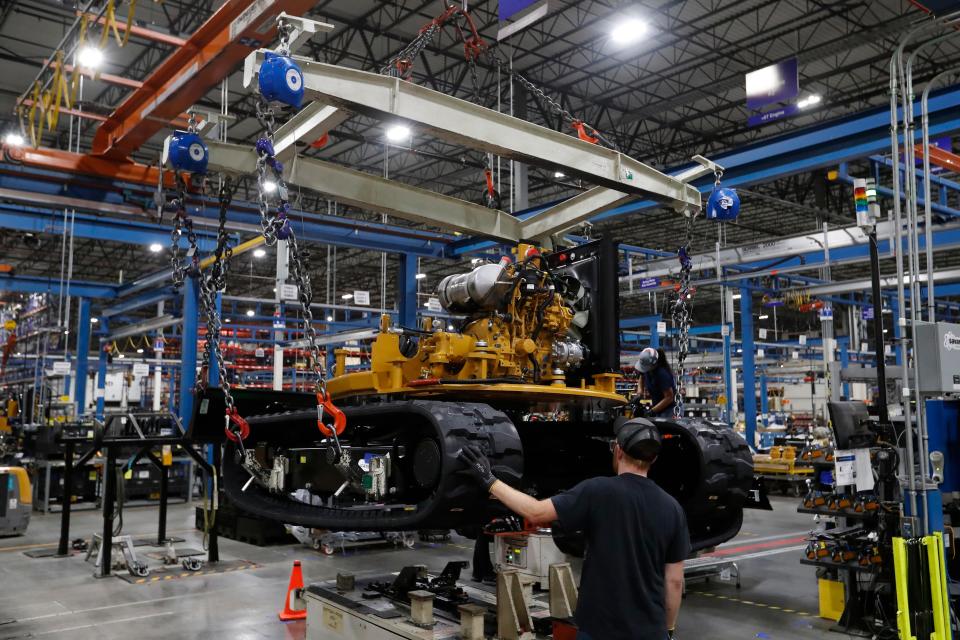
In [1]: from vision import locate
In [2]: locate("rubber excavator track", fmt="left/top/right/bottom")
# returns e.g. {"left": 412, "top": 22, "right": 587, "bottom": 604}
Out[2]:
{"left": 192, "top": 390, "right": 753, "bottom": 552}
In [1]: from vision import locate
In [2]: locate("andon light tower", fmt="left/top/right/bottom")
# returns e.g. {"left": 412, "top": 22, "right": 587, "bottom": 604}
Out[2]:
{"left": 854, "top": 177, "right": 888, "bottom": 423}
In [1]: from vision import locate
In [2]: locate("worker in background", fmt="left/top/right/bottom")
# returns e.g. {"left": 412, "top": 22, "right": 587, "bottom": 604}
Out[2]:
{"left": 636, "top": 346, "right": 677, "bottom": 417}
{"left": 458, "top": 418, "right": 689, "bottom": 640}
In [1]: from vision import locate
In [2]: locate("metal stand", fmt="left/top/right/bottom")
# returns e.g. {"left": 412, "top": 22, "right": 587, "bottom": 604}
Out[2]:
{"left": 98, "top": 446, "right": 116, "bottom": 578}
{"left": 683, "top": 555, "right": 742, "bottom": 591}
{"left": 55, "top": 441, "right": 74, "bottom": 557}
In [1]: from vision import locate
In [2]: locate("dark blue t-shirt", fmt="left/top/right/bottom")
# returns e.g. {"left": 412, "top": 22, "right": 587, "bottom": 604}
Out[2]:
{"left": 643, "top": 366, "right": 677, "bottom": 416}
{"left": 551, "top": 474, "right": 690, "bottom": 640}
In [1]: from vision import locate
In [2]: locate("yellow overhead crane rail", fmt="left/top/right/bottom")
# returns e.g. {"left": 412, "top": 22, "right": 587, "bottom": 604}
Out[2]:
{"left": 20, "top": 0, "right": 139, "bottom": 147}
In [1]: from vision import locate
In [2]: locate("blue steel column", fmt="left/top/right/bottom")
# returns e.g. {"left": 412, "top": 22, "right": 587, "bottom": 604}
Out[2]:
{"left": 740, "top": 285, "right": 757, "bottom": 447}
{"left": 179, "top": 277, "right": 199, "bottom": 421}
{"left": 397, "top": 253, "right": 418, "bottom": 328}
{"left": 74, "top": 298, "right": 91, "bottom": 415}
{"left": 723, "top": 325, "right": 733, "bottom": 426}
{"left": 95, "top": 319, "right": 108, "bottom": 420}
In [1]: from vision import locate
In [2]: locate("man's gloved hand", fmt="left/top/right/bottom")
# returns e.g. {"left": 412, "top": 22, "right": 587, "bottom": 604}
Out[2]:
{"left": 629, "top": 396, "right": 648, "bottom": 417}
{"left": 457, "top": 444, "right": 497, "bottom": 490}
{"left": 667, "top": 629, "right": 675, "bottom": 639}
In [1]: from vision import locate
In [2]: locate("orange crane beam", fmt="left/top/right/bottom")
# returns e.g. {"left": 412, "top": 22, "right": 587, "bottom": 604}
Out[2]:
{"left": 4, "top": 145, "right": 168, "bottom": 187}
{"left": 76, "top": 10, "right": 188, "bottom": 47}
{"left": 17, "top": 99, "right": 108, "bottom": 123}
{"left": 91, "top": 0, "right": 320, "bottom": 160}
{"left": 915, "top": 143, "right": 960, "bottom": 173}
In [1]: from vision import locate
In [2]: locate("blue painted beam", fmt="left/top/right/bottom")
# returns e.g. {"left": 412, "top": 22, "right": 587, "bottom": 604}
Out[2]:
{"left": 101, "top": 289, "right": 175, "bottom": 318}
{"left": 1, "top": 162, "right": 449, "bottom": 258}
{"left": 619, "top": 315, "right": 662, "bottom": 330}
{"left": 0, "top": 274, "right": 117, "bottom": 298}
{"left": 0, "top": 203, "right": 223, "bottom": 251}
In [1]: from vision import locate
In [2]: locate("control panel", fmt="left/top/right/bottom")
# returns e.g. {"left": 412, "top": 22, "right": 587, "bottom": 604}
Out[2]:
{"left": 499, "top": 536, "right": 528, "bottom": 569}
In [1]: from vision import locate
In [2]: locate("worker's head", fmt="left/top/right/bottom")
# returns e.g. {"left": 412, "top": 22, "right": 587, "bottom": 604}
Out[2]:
{"left": 637, "top": 347, "right": 658, "bottom": 373}
{"left": 612, "top": 417, "right": 662, "bottom": 473}
{"left": 637, "top": 347, "right": 671, "bottom": 374}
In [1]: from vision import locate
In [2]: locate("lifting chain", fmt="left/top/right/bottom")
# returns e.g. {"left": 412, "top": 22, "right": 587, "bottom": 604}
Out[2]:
{"left": 381, "top": 23, "right": 441, "bottom": 79}
{"left": 672, "top": 210, "right": 697, "bottom": 420}
{"left": 190, "top": 178, "right": 251, "bottom": 451}
{"left": 252, "top": 82, "right": 345, "bottom": 459}
{"left": 169, "top": 172, "right": 199, "bottom": 291}
{"left": 377, "top": 2, "right": 618, "bottom": 209}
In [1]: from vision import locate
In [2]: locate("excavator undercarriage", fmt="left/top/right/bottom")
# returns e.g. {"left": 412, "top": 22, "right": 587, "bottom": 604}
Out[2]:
{"left": 188, "top": 237, "right": 758, "bottom": 552}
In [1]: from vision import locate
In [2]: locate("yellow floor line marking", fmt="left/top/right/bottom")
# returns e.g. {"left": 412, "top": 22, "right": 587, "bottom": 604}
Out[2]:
{"left": 688, "top": 591, "right": 816, "bottom": 618}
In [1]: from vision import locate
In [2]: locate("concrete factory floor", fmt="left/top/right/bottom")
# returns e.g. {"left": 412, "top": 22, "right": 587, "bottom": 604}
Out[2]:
{"left": 0, "top": 496, "right": 833, "bottom": 639}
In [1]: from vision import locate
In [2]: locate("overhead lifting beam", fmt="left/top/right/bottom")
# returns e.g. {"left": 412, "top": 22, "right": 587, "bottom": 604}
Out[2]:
{"left": 242, "top": 54, "right": 702, "bottom": 212}
{"left": 206, "top": 141, "right": 523, "bottom": 242}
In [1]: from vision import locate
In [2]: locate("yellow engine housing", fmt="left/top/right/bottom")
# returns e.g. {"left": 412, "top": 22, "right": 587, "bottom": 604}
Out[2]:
{"left": 327, "top": 247, "right": 623, "bottom": 407}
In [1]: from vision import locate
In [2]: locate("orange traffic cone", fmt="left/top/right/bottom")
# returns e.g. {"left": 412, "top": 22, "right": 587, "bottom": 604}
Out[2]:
{"left": 278, "top": 560, "right": 308, "bottom": 621}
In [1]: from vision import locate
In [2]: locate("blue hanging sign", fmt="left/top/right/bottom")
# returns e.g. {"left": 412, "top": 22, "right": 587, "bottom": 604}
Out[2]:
{"left": 499, "top": 0, "right": 541, "bottom": 20}
{"left": 747, "top": 104, "right": 799, "bottom": 128}
{"left": 746, "top": 59, "right": 799, "bottom": 110}
{"left": 640, "top": 277, "right": 659, "bottom": 290}
{"left": 862, "top": 306, "right": 874, "bottom": 320}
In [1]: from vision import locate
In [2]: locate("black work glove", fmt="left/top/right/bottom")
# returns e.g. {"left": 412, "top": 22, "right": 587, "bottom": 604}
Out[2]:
{"left": 668, "top": 629, "right": 675, "bottom": 639}
{"left": 457, "top": 444, "right": 497, "bottom": 490}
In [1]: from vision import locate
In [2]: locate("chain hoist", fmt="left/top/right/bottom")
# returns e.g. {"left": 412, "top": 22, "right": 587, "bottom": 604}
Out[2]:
{"left": 250, "top": 47, "right": 347, "bottom": 463}
{"left": 672, "top": 208, "right": 697, "bottom": 420}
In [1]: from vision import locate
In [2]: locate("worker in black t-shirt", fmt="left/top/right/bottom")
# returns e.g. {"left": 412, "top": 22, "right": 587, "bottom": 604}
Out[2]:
{"left": 636, "top": 347, "right": 677, "bottom": 417}
{"left": 459, "top": 418, "right": 690, "bottom": 640}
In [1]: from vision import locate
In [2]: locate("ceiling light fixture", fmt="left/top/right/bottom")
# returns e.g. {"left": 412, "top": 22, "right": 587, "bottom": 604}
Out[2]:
{"left": 326, "top": 315, "right": 333, "bottom": 322}
{"left": 246, "top": 309, "right": 255, "bottom": 317}
{"left": 253, "top": 248, "right": 267, "bottom": 258}
{"left": 263, "top": 180, "right": 278, "bottom": 193}
{"left": 386, "top": 124, "right": 411, "bottom": 142}
{"left": 136, "top": 348, "right": 144, "bottom": 354}
{"left": 554, "top": 171, "right": 566, "bottom": 178}
{"left": 758, "top": 314, "right": 769, "bottom": 320}
{"left": 149, "top": 242, "right": 163, "bottom": 253}
{"left": 341, "top": 293, "right": 353, "bottom": 300}
{"left": 415, "top": 273, "right": 427, "bottom": 280}
{"left": 78, "top": 46, "right": 104, "bottom": 69}
{"left": 732, "top": 293, "right": 742, "bottom": 300}
{"left": 797, "top": 94, "right": 822, "bottom": 109}
{"left": 611, "top": 18, "right": 648, "bottom": 45}
{"left": 3, "top": 132, "right": 24, "bottom": 147}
